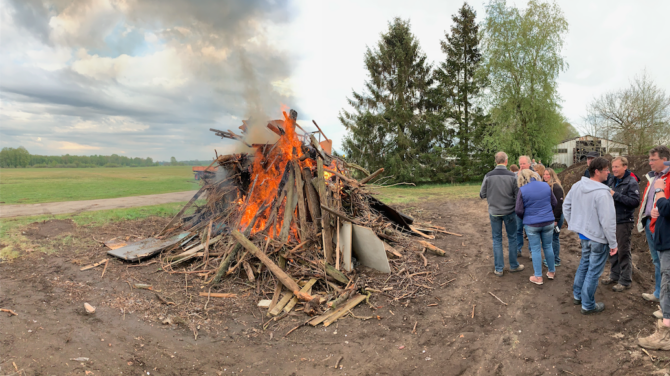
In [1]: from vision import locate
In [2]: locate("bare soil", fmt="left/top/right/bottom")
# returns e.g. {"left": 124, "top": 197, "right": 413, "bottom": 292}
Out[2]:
{"left": 23, "top": 219, "right": 76, "bottom": 240}
{"left": 1, "top": 198, "right": 666, "bottom": 375}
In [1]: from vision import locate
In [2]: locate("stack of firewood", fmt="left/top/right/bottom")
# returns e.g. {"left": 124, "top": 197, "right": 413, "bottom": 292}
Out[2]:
{"left": 156, "top": 109, "right": 456, "bottom": 327}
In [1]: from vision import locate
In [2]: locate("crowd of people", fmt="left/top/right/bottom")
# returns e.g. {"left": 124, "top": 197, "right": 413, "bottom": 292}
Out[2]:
{"left": 480, "top": 146, "right": 670, "bottom": 350}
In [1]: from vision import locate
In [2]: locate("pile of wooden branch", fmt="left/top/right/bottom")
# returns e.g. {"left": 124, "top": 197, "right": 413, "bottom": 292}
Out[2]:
{"left": 153, "top": 109, "right": 458, "bottom": 328}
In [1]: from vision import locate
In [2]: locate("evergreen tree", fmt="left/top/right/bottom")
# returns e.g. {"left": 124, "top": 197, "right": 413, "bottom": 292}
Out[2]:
{"left": 339, "top": 18, "right": 450, "bottom": 183}
{"left": 481, "top": 0, "right": 568, "bottom": 163}
{"left": 436, "top": 2, "right": 489, "bottom": 181}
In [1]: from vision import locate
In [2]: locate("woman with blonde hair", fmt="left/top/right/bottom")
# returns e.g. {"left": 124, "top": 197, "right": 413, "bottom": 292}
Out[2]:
{"left": 516, "top": 169, "right": 558, "bottom": 285}
{"left": 543, "top": 168, "right": 564, "bottom": 267}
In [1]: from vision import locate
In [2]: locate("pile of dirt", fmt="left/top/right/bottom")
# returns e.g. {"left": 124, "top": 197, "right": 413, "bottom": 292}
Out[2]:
{"left": 558, "top": 154, "right": 652, "bottom": 193}
{"left": 23, "top": 219, "right": 75, "bottom": 240}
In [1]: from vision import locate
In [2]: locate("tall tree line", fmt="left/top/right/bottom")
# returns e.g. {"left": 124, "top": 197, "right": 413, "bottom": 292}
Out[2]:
{"left": 341, "top": 0, "right": 571, "bottom": 183}
{"left": 0, "top": 147, "right": 157, "bottom": 168}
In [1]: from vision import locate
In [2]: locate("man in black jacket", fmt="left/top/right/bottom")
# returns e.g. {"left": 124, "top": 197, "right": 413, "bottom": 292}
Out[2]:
{"left": 601, "top": 157, "right": 640, "bottom": 292}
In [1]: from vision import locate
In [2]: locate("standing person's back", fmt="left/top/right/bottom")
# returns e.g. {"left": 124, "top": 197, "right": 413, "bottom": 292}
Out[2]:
{"left": 564, "top": 157, "right": 618, "bottom": 314}
{"left": 480, "top": 152, "right": 524, "bottom": 276}
{"left": 516, "top": 169, "right": 557, "bottom": 285}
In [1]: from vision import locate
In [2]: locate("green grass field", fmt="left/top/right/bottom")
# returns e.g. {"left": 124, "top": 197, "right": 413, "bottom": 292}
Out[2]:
{"left": 375, "top": 183, "right": 481, "bottom": 204}
{"left": 0, "top": 167, "right": 199, "bottom": 204}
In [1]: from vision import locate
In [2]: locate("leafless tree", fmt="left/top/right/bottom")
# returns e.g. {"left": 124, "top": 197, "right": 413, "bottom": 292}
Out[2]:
{"left": 582, "top": 70, "right": 670, "bottom": 154}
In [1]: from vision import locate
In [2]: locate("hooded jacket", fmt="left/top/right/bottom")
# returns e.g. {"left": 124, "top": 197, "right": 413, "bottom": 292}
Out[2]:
{"left": 606, "top": 170, "right": 641, "bottom": 224}
{"left": 563, "top": 177, "right": 618, "bottom": 248}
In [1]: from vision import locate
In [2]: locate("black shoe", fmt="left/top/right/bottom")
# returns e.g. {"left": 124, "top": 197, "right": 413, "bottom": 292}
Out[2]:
{"left": 573, "top": 298, "right": 581, "bottom": 305}
{"left": 581, "top": 302, "right": 605, "bottom": 315}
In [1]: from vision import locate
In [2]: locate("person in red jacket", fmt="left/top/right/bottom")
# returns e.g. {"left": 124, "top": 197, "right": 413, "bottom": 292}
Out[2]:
{"left": 638, "top": 160, "right": 670, "bottom": 350}
{"left": 637, "top": 146, "right": 670, "bottom": 309}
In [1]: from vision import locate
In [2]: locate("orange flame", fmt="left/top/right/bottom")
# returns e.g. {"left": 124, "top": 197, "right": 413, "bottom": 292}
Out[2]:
{"left": 238, "top": 112, "right": 306, "bottom": 238}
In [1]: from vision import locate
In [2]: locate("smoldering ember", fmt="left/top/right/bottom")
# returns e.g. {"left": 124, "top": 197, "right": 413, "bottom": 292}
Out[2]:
{"left": 103, "top": 109, "right": 458, "bottom": 328}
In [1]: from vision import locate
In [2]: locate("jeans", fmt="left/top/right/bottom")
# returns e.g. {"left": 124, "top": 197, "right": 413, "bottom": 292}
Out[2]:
{"left": 661, "top": 251, "right": 670, "bottom": 319}
{"left": 552, "top": 214, "right": 564, "bottom": 264}
{"left": 644, "top": 218, "right": 661, "bottom": 299}
{"left": 573, "top": 240, "right": 610, "bottom": 311}
{"left": 525, "top": 224, "right": 555, "bottom": 277}
{"left": 609, "top": 222, "right": 634, "bottom": 286}
{"left": 490, "top": 213, "right": 519, "bottom": 272}
{"left": 516, "top": 215, "right": 524, "bottom": 254}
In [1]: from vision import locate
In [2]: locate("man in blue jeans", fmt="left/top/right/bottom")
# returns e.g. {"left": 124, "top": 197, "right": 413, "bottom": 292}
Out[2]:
{"left": 480, "top": 151, "right": 524, "bottom": 276}
{"left": 564, "top": 157, "right": 618, "bottom": 314}
{"left": 637, "top": 146, "right": 670, "bottom": 312}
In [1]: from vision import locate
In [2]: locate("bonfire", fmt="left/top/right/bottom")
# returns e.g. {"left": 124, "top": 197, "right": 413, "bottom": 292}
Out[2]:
{"left": 109, "top": 109, "right": 456, "bottom": 327}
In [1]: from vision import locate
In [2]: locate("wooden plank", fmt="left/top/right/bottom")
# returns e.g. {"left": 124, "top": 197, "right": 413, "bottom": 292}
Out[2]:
{"left": 309, "top": 309, "right": 337, "bottom": 326}
{"left": 198, "top": 292, "right": 237, "bottom": 298}
{"left": 323, "top": 294, "right": 366, "bottom": 327}
{"left": 292, "top": 160, "right": 309, "bottom": 239}
{"left": 317, "top": 158, "right": 334, "bottom": 264}
{"left": 269, "top": 293, "right": 293, "bottom": 316}
{"left": 165, "top": 235, "right": 222, "bottom": 262}
{"left": 279, "top": 169, "right": 297, "bottom": 244}
{"left": 302, "top": 167, "right": 322, "bottom": 229}
{"left": 243, "top": 261, "right": 255, "bottom": 282}
{"left": 320, "top": 261, "right": 349, "bottom": 284}
{"left": 284, "top": 278, "right": 317, "bottom": 314}
{"left": 383, "top": 242, "right": 402, "bottom": 258}
{"left": 203, "top": 220, "right": 213, "bottom": 265}
{"left": 230, "top": 230, "right": 312, "bottom": 302}
{"left": 267, "top": 256, "right": 285, "bottom": 314}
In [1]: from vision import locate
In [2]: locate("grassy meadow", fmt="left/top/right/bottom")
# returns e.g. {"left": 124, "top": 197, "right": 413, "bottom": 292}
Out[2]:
{"left": 375, "top": 183, "right": 481, "bottom": 204}
{"left": 0, "top": 166, "right": 199, "bottom": 204}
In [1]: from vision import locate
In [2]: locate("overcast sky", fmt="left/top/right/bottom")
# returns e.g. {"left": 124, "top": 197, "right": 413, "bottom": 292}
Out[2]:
{"left": 1, "top": 0, "right": 669, "bottom": 161}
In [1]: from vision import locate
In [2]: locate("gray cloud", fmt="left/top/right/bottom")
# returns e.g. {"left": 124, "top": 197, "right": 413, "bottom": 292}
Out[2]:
{"left": 1, "top": 0, "right": 296, "bottom": 160}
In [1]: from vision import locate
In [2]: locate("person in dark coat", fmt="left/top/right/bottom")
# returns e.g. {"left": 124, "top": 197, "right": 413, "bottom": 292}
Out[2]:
{"left": 583, "top": 151, "right": 600, "bottom": 178}
{"left": 542, "top": 168, "right": 564, "bottom": 267}
{"left": 601, "top": 157, "right": 640, "bottom": 292}
{"left": 638, "top": 160, "right": 670, "bottom": 350}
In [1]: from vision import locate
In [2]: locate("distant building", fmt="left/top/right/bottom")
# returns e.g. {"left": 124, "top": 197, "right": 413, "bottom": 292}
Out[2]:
{"left": 552, "top": 135, "right": 628, "bottom": 167}
{"left": 192, "top": 166, "right": 217, "bottom": 180}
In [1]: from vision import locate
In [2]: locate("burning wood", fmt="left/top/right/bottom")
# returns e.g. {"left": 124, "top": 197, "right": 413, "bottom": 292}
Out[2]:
{"left": 111, "top": 108, "right": 453, "bottom": 327}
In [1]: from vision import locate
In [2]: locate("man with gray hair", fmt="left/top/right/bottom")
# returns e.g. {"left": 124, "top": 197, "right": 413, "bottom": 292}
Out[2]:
{"left": 480, "top": 151, "right": 525, "bottom": 276}
{"left": 516, "top": 156, "right": 541, "bottom": 257}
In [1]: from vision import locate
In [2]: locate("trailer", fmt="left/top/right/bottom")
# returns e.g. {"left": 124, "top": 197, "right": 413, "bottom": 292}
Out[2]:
{"left": 552, "top": 136, "right": 628, "bottom": 167}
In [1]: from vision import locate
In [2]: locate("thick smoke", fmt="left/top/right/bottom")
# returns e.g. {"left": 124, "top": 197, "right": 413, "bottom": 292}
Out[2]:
{"left": 1, "top": 0, "right": 295, "bottom": 160}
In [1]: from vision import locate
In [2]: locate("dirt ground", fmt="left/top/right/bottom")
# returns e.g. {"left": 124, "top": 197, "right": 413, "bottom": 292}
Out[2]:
{"left": 1, "top": 197, "right": 667, "bottom": 375}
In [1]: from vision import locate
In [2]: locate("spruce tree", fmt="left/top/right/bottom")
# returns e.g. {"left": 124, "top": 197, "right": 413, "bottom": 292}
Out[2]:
{"left": 339, "top": 18, "right": 450, "bottom": 183}
{"left": 436, "top": 2, "right": 489, "bottom": 181}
